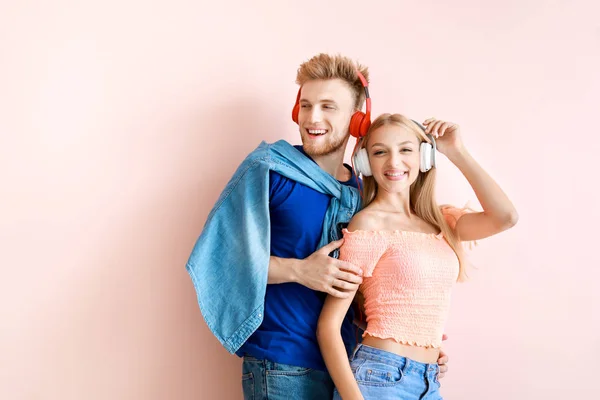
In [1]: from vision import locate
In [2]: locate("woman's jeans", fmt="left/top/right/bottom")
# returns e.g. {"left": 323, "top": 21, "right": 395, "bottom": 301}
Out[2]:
{"left": 333, "top": 344, "right": 442, "bottom": 400}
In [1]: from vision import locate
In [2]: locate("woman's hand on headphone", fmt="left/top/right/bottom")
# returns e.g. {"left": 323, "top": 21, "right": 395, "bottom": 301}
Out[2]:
{"left": 423, "top": 118, "right": 465, "bottom": 157}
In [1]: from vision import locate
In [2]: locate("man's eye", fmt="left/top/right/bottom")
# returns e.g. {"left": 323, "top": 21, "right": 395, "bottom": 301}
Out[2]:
{"left": 301, "top": 104, "right": 311, "bottom": 109}
{"left": 323, "top": 105, "right": 335, "bottom": 110}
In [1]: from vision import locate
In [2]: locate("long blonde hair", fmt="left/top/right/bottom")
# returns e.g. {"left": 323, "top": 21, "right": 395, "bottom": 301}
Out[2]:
{"left": 360, "top": 113, "right": 468, "bottom": 281}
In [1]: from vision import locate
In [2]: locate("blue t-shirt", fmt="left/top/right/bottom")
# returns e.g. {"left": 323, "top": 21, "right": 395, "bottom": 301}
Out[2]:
{"left": 236, "top": 146, "right": 360, "bottom": 371}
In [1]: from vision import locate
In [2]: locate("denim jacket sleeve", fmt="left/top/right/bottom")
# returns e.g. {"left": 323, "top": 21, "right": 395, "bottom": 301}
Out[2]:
{"left": 186, "top": 140, "right": 361, "bottom": 354}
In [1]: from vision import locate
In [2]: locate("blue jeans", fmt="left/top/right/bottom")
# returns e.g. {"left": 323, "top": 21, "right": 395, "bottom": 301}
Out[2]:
{"left": 242, "top": 356, "right": 334, "bottom": 400}
{"left": 333, "top": 344, "right": 442, "bottom": 400}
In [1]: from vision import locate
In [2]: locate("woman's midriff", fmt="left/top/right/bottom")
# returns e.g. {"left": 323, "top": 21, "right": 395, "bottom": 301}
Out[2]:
{"left": 361, "top": 334, "right": 440, "bottom": 364}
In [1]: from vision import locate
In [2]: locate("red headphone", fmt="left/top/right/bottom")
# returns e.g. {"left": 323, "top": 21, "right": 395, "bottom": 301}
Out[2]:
{"left": 291, "top": 71, "right": 372, "bottom": 138}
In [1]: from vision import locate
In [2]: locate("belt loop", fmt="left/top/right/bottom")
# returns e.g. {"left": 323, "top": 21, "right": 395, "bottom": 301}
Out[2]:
{"left": 425, "top": 363, "right": 437, "bottom": 383}
{"left": 401, "top": 356, "right": 411, "bottom": 376}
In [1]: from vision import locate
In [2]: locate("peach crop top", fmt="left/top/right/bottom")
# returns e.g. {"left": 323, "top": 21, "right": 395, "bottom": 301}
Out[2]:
{"left": 339, "top": 207, "right": 467, "bottom": 349}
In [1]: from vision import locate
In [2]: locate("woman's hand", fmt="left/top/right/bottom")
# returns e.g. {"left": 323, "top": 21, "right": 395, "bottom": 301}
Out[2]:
{"left": 422, "top": 118, "right": 519, "bottom": 241}
{"left": 422, "top": 118, "right": 465, "bottom": 157}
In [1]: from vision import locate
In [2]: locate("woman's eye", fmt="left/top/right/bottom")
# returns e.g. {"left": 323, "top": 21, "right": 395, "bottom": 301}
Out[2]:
{"left": 301, "top": 104, "right": 311, "bottom": 109}
{"left": 373, "top": 151, "right": 385, "bottom": 156}
{"left": 323, "top": 105, "right": 335, "bottom": 110}
{"left": 401, "top": 148, "right": 413, "bottom": 153}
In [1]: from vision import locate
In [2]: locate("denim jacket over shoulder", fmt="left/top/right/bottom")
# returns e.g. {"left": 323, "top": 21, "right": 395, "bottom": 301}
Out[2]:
{"left": 186, "top": 140, "right": 362, "bottom": 354}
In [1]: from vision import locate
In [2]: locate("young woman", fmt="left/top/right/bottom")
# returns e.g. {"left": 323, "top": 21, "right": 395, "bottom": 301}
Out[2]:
{"left": 317, "top": 114, "right": 518, "bottom": 399}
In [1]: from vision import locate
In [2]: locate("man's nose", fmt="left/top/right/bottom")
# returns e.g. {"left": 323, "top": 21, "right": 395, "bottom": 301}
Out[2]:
{"left": 309, "top": 107, "right": 323, "bottom": 123}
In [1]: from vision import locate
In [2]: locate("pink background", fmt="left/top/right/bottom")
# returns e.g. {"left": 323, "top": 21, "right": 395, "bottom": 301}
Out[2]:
{"left": 1, "top": 1, "right": 598, "bottom": 399}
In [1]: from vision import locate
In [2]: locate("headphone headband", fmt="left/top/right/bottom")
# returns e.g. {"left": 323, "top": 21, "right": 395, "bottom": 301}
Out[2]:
{"left": 356, "top": 70, "right": 370, "bottom": 111}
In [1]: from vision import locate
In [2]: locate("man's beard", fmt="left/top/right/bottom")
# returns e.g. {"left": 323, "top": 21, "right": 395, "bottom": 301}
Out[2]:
{"left": 301, "top": 133, "right": 347, "bottom": 157}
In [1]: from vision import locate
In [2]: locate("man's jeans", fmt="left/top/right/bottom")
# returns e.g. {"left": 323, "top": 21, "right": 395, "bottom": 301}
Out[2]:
{"left": 242, "top": 356, "right": 334, "bottom": 400}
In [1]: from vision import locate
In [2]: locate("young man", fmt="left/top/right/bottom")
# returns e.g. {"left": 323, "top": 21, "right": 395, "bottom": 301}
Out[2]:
{"left": 186, "top": 54, "right": 448, "bottom": 400}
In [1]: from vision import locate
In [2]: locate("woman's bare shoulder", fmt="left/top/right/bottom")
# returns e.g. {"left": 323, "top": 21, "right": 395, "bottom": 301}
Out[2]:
{"left": 347, "top": 208, "right": 388, "bottom": 231}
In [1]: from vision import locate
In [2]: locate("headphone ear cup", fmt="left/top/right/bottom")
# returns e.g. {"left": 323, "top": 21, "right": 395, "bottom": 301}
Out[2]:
{"left": 359, "top": 117, "right": 371, "bottom": 138}
{"left": 420, "top": 142, "right": 432, "bottom": 172}
{"left": 292, "top": 87, "right": 302, "bottom": 124}
{"left": 353, "top": 147, "right": 372, "bottom": 177}
{"left": 291, "top": 104, "right": 299, "bottom": 124}
{"left": 349, "top": 112, "right": 366, "bottom": 138}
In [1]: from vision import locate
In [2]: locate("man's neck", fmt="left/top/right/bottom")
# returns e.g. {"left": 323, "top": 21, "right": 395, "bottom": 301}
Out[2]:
{"left": 311, "top": 147, "right": 351, "bottom": 182}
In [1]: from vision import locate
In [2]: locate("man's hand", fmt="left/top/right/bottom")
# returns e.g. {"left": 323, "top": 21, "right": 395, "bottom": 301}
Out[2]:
{"left": 293, "top": 239, "right": 363, "bottom": 298}
{"left": 437, "top": 334, "right": 449, "bottom": 379}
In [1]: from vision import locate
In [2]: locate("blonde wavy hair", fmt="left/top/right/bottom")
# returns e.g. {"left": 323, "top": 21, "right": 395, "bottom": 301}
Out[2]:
{"left": 360, "top": 113, "right": 468, "bottom": 281}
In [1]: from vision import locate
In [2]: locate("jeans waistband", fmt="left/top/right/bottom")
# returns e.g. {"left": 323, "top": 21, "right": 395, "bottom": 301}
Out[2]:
{"left": 351, "top": 344, "right": 439, "bottom": 376}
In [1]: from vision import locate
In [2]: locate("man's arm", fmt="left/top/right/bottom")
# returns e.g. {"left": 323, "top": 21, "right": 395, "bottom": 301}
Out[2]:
{"left": 268, "top": 239, "right": 363, "bottom": 299}
{"left": 438, "top": 334, "right": 449, "bottom": 379}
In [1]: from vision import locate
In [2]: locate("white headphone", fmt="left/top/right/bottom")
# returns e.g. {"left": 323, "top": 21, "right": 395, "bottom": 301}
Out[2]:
{"left": 352, "top": 120, "right": 437, "bottom": 177}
